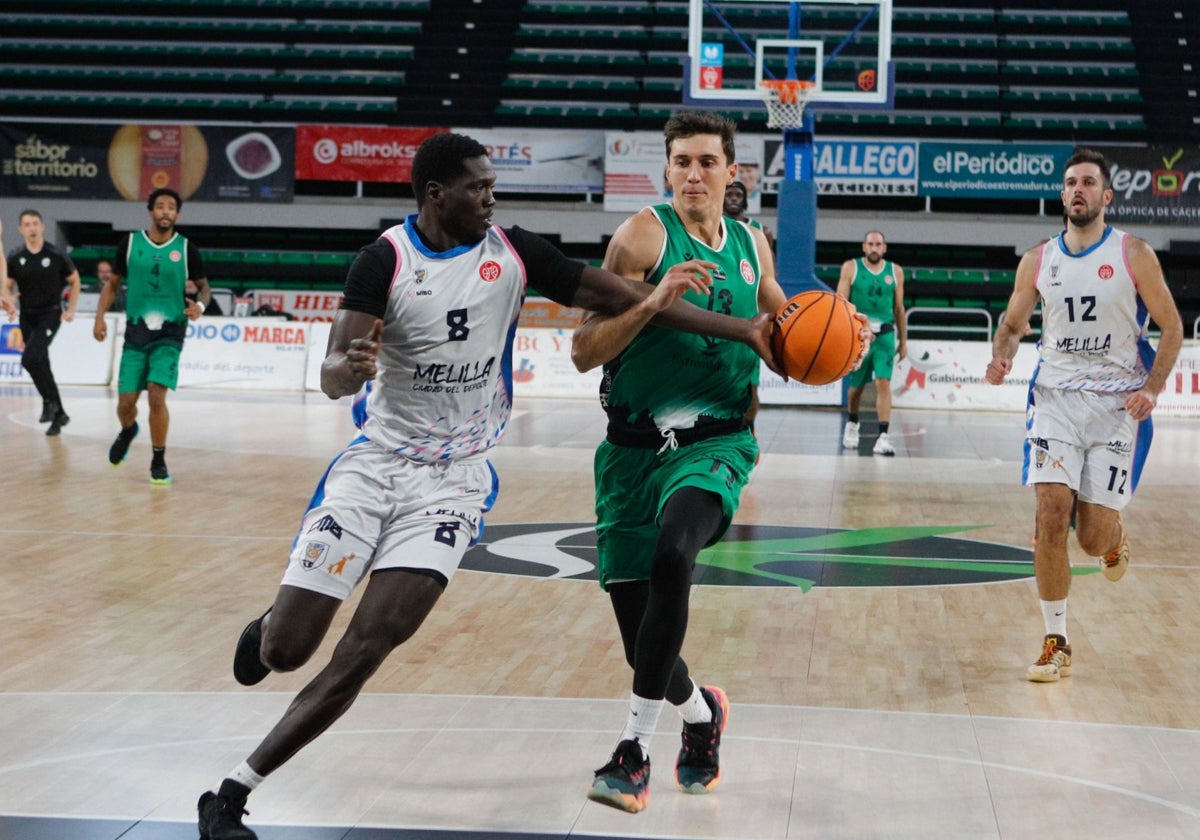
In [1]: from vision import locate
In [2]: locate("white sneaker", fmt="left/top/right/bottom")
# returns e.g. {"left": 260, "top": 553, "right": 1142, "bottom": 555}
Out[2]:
{"left": 873, "top": 433, "right": 896, "bottom": 456}
{"left": 842, "top": 421, "right": 860, "bottom": 448}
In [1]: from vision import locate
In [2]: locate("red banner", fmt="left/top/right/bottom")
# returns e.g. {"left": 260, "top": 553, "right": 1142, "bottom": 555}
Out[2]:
{"left": 295, "top": 125, "right": 445, "bottom": 182}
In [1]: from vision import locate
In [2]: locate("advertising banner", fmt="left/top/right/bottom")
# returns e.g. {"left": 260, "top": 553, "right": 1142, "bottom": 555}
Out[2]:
{"left": 0, "top": 318, "right": 116, "bottom": 386}
{"left": 1097, "top": 145, "right": 1200, "bottom": 226}
{"left": 178, "top": 317, "right": 310, "bottom": 390}
{"left": 250, "top": 289, "right": 344, "bottom": 323}
{"left": 295, "top": 125, "right": 444, "bottom": 182}
{"left": 890, "top": 340, "right": 1200, "bottom": 417}
{"left": 605, "top": 131, "right": 764, "bottom": 212}
{"left": 891, "top": 340, "right": 1035, "bottom": 411}
{"left": 918, "top": 142, "right": 1072, "bottom": 198}
{"left": 765, "top": 137, "right": 918, "bottom": 195}
{"left": 0, "top": 123, "right": 294, "bottom": 202}
{"left": 511, "top": 328, "right": 602, "bottom": 398}
{"left": 461, "top": 128, "right": 604, "bottom": 193}
{"left": 758, "top": 364, "right": 843, "bottom": 405}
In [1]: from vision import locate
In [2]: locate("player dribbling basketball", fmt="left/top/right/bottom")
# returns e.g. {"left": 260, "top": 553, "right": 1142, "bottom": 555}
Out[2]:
{"left": 571, "top": 111, "right": 786, "bottom": 813}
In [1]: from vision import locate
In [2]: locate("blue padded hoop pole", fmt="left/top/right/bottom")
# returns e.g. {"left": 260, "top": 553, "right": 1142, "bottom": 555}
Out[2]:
{"left": 776, "top": 2, "right": 820, "bottom": 297}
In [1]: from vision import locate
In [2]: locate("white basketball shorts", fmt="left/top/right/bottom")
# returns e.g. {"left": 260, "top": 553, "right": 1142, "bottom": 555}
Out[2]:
{"left": 1022, "top": 385, "right": 1148, "bottom": 511}
{"left": 280, "top": 438, "right": 499, "bottom": 600}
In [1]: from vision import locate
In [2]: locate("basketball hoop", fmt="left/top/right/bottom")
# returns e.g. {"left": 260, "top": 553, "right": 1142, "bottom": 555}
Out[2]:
{"left": 759, "top": 79, "right": 816, "bottom": 130}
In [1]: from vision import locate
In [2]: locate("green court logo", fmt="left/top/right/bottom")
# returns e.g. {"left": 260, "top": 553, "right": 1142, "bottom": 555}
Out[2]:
{"left": 461, "top": 522, "right": 1082, "bottom": 589}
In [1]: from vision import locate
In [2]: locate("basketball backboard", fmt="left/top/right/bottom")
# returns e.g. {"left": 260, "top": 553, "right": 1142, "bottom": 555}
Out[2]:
{"left": 685, "top": 0, "right": 893, "bottom": 110}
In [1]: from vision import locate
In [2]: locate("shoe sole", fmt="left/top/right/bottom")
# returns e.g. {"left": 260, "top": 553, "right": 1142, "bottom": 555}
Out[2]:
{"left": 1027, "top": 664, "right": 1071, "bottom": 682}
{"left": 1102, "top": 525, "right": 1129, "bottom": 582}
{"left": 677, "top": 686, "right": 731, "bottom": 794}
{"left": 1102, "top": 556, "right": 1128, "bottom": 582}
{"left": 587, "top": 781, "right": 649, "bottom": 813}
{"left": 150, "top": 476, "right": 172, "bottom": 485}
{"left": 233, "top": 612, "right": 272, "bottom": 686}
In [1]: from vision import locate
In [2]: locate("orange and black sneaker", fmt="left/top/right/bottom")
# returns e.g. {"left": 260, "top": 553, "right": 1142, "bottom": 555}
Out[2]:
{"left": 1027, "top": 634, "right": 1072, "bottom": 682}
{"left": 588, "top": 738, "right": 650, "bottom": 813}
{"left": 676, "top": 686, "right": 730, "bottom": 794}
{"left": 1101, "top": 518, "right": 1130, "bottom": 582}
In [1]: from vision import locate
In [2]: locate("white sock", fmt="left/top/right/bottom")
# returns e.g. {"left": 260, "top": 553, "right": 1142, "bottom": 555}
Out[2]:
{"left": 228, "top": 760, "right": 265, "bottom": 791}
{"left": 1041, "top": 599, "right": 1068, "bottom": 641}
{"left": 619, "top": 693, "right": 664, "bottom": 755}
{"left": 674, "top": 681, "right": 713, "bottom": 725}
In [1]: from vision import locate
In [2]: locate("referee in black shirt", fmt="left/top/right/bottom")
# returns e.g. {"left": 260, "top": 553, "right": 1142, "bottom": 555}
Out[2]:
{"left": 3, "top": 209, "right": 81, "bottom": 436}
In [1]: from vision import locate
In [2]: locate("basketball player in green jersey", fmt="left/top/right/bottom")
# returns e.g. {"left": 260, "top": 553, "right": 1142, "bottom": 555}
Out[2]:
{"left": 572, "top": 111, "right": 786, "bottom": 813}
{"left": 837, "top": 230, "right": 906, "bottom": 456}
{"left": 94, "top": 188, "right": 211, "bottom": 484}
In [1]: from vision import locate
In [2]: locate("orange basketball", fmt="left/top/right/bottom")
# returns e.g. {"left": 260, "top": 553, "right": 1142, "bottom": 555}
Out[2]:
{"left": 771, "top": 291, "right": 863, "bottom": 385}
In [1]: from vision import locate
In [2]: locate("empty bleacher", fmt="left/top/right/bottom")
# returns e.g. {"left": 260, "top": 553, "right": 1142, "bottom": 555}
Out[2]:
{"left": 0, "top": 0, "right": 1176, "bottom": 141}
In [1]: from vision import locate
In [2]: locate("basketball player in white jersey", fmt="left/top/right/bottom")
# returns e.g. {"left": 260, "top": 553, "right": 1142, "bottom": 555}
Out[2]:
{"left": 195, "top": 132, "right": 778, "bottom": 840}
{"left": 985, "top": 148, "right": 1182, "bottom": 683}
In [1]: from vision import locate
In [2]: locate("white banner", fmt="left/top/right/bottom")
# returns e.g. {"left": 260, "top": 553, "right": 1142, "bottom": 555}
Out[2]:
{"left": 179, "top": 317, "right": 310, "bottom": 390}
{"left": 891, "top": 340, "right": 1035, "bottom": 411}
{"left": 460, "top": 128, "right": 605, "bottom": 193}
{"left": 0, "top": 316, "right": 116, "bottom": 386}
{"left": 890, "top": 340, "right": 1200, "bottom": 416}
{"left": 758, "top": 363, "right": 843, "bottom": 405}
{"left": 305, "top": 321, "right": 332, "bottom": 391}
{"left": 604, "top": 132, "right": 764, "bottom": 213}
{"left": 510, "top": 327, "right": 601, "bottom": 398}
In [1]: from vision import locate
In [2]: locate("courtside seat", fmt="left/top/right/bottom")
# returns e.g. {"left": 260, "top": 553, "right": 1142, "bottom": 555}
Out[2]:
{"left": 314, "top": 253, "right": 355, "bottom": 271}
{"left": 278, "top": 253, "right": 313, "bottom": 268}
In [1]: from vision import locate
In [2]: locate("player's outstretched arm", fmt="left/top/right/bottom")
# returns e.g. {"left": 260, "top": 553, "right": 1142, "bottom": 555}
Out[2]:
{"left": 571, "top": 210, "right": 777, "bottom": 373}
{"left": 985, "top": 248, "right": 1040, "bottom": 385}
{"left": 322, "top": 311, "right": 383, "bottom": 399}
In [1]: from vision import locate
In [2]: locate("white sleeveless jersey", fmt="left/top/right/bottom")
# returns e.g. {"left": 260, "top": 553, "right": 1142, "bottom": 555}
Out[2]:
{"left": 1034, "top": 226, "right": 1153, "bottom": 392}
{"left": 356, "top": 219, "right": 526, "bottom": 462}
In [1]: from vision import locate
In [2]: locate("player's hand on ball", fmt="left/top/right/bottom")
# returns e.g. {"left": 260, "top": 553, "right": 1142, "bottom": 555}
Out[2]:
{"left": 347, "top": 318, "right": 384, "bottom": 380}
{"left": 850, "top": 311, "right": 873, "bottom": 371}
{"left": 751, "top": 311, "right": 785, "bottom": 379}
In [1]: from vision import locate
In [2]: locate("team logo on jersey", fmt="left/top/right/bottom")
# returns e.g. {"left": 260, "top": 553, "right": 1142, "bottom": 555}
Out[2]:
{"left": 739, "top": 259, "right": 755, "bottom": 285}
{"left": 299, "top": 540, "right": 329, "bottom": 571}
{"left": 41, "top": 257, "right": 51, "bottom": 268}
{"left": 479, "top": 260, "right": 502, "bottom": 282}
{"left": 1098, "top": 264, "right": 1114, "bottom": 280}
{"left": 414, "top": 269, "right": 427, "bottom": 284}
{"left": 169, "top": 250, "right": 182, "bottom": 263}
{"left": 1050, "top": 264, "right": 1060, "bottom": 278}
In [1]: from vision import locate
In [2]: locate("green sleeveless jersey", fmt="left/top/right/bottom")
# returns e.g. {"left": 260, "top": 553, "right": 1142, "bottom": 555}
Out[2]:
{"left": 122, "top": 231, "right": 191, "bottom": 344}
{"left": 847, "top": 257, "right": 898, "bottom": 327}
{"left": 601, "top": 206, "right": 762, "bottom": 435}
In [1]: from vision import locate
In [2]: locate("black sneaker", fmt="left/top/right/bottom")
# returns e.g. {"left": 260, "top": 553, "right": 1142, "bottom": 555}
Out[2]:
{"left": 676, "top": 685, "right": 730, "bottom": 793}
{"left": 587, "top": 738, "right": 650, "bottom": 813}
{"left": 45, "top": 411, "right": 69, "bottom": 437}
{"left": 197, "top": 791, "right": 257, "bottom": 840}
{"left": 233, "top": 610, "right": 272, "bottom": 686}
{"left": 150, "top": 461, "right": 171, "bottom": 485}
{"left": 39, "top": 401, "right": 57, "bottom": 423}
{"left": 108, "top": 422, "right": 139, "bottom": 465}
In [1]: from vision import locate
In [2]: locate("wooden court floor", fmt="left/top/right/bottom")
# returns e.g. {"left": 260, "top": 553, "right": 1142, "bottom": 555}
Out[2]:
{"left": 2, "top": 384, "right": 1199, "bottom": 839}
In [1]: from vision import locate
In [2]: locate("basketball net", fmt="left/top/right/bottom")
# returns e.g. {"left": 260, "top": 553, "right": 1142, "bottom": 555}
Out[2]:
{"left": 759, "top": 79, "right": 815, "bottom": 130}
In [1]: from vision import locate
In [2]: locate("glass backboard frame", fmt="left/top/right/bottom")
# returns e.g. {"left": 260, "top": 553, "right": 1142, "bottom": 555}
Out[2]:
{"left": 685, "top": 0, "right": 893, "bottom": 110}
